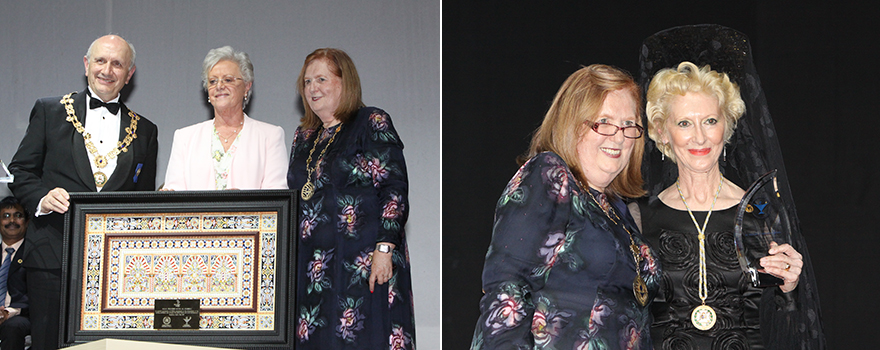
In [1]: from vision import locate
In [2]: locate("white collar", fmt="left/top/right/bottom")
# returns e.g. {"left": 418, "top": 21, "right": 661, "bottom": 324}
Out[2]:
{"left": 87, "top": 86, "right": 121, "bottom": 104}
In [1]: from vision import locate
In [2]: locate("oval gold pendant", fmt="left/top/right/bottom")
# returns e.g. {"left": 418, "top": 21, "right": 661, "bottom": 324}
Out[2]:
{"left": 301, "top": 181, "right": 315, "bottom": 200}
{"left": 633, "top": 276, "right": 648, "bottom": 306}
{"left": 94, "top": 171, "right": 107, "bottom": 187}
{"left": 691, "top": 304, "right": 716, "bottom": 330}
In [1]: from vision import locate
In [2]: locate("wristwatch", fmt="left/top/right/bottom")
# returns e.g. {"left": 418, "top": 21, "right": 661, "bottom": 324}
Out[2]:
{"left": 376, "top": 243, "right": 393, "bottom": 254}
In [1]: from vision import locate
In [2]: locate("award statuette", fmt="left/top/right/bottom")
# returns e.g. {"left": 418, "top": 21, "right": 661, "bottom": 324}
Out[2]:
{"left": 734, "top": 169, "right": 792, "bottom": 287}
{"left": 0, "top": 159, "right": 13, "bottom": 183}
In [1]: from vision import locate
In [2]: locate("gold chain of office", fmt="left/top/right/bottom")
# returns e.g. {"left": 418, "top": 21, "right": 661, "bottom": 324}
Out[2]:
{"left": 61, "top": 92, "right": 139, "bottom": 186}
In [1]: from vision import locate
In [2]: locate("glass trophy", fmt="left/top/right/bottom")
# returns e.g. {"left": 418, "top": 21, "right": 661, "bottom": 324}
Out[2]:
{"left": 0, "top": 159, "right": 13, "bottom": 183}
{"left": 733, "top": 169, "right": 791, "bottom": 287}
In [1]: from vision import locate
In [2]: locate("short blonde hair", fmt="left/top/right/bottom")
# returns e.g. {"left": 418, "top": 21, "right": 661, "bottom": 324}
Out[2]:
{"left": 646, "top": 61, "right": 745, "bottom": 162}
{"left": 525, "top": 64, "right": 645, "bottom": 198}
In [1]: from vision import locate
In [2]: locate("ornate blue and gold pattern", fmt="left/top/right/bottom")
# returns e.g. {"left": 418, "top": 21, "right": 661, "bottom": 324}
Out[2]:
{"left": 79, "top": 211, "right": 279, "bottom": 331}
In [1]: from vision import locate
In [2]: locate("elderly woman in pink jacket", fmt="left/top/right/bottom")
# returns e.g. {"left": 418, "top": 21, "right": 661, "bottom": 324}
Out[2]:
{"left": 164, "top": 46, "right": 288, "bottom": 190}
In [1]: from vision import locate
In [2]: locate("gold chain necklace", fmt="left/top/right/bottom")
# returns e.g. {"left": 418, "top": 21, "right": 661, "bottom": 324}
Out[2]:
{"left": 61, "top": 92, "right": 139, "bottom": 187}
{"left": 587, "top": 190, "right": 649, "bottom": 307}
{"left": 676, "top": 178, "right": 724, "bottom": 331}
{"left": 301, "top": 124, "right": 342, "bottom": 200}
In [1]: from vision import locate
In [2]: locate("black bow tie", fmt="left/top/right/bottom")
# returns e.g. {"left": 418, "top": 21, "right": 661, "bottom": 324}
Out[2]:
{"left": 89, "top": 98, "right": 120, "bottom": 114}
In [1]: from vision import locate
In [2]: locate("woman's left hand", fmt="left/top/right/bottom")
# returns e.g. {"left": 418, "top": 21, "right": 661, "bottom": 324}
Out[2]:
{"left": 760, "top": 242, "right": 803, "bottom": 293}
{"left": 369, "top": 243, "right": 395, "bottom": 293}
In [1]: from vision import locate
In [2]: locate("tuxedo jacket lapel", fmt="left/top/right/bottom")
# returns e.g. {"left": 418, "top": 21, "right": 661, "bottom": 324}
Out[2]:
{"left": 70, "top": 91, "right": 98, "bottom": 191}
{"left": 102, "top": 103, "right": 134, "bottom": 191}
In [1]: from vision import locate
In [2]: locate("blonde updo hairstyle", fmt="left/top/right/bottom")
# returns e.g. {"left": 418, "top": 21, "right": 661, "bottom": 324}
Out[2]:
{"left": 525, "top": 64, "right": 645, "bottom": 198}
{"left": 645, "top": 61, "right": 745, "bottom": 163}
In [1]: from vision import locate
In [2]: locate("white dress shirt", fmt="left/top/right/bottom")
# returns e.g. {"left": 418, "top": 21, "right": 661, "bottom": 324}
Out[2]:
{"left": 84, "top": 86, "right": 122, "bottom": 191}
{"left": 35, "top": 88, "right": 123, "bottom": 216}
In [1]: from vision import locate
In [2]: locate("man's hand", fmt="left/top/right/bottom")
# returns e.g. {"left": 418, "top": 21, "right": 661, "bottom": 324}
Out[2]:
{"left": 40, "top": 187, "right": 70, "bottom": 214}
{"left": 0, "top": 307, "right": 9, "bottom": 325}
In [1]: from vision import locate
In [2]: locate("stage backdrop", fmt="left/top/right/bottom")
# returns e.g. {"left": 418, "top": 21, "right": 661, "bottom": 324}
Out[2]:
{"left": 444, "top": 1, "right": 879, "bottom": 349}
{"left": 0, "top": 0, "right": 440, "bottom": 348}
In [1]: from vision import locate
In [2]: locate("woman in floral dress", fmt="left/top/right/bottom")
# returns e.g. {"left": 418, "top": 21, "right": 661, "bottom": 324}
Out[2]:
{"left": 287, "top": 48, "right": 415, "bottom": 350}
{"left": 471, "top": 64, "right": 662, "bottom": 349}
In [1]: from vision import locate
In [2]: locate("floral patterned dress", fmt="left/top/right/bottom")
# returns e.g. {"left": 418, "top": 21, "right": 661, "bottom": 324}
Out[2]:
{"left": 471, "top": 152, "right": 662, "bottom": 350}
{"left": 210, "top": 126, "right": 240, "bottom": 190}
{"left": 287, "top": 107, "right": 415, "bottom": 350}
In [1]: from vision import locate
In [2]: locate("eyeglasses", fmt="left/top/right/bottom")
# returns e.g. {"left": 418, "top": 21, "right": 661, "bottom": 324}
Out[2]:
{"left": 1, "top": 212, "right": 25, "bottom": 219}
{"left": 207, "top": 76, "right": 243, "bottom": 88}
{"left": 588, "top": 121, "right": 644, "bottom": 139}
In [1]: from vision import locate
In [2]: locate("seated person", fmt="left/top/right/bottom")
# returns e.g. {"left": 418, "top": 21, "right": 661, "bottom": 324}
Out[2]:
{"left": 0, "top": 196, "right": 29, "bottom": 350}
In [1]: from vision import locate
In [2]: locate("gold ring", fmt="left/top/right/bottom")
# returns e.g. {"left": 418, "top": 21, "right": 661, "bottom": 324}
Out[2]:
{"left": 784, "top": 263, "right": 791, "bottom": 271}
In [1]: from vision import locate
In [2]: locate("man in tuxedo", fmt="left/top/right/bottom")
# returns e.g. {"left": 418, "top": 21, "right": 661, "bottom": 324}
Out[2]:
{"left": 8, "top": 34, "right": 158, "bottom": 349}
{"left": 0, "top": 196, "right": 30, "bottom": 350}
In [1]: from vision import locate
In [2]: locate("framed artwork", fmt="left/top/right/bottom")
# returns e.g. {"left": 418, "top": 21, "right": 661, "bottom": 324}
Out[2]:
{"left": 60, "top": 190, "right": 297, "bottom": 349}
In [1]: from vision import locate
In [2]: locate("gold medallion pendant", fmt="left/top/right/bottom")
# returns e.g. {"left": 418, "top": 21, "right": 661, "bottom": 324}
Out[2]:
{"left": 633, "top": 276, "right": 648, "bottom": 306}
{"left": 691, "top": 304, "right": 716, "bottom": 330}
{"left": 588, "top": 190, "right": 652, "bottom": 308}
{"left": 301, "top": 181, "right": 315, "bottom": 200}
{"left": 677, "top": 179, "right": 724, "bottom": 332}
{"left": 301, "top": 124, "right": 342, "bottom": 202}
{"left": 94, "top": 171, "right": 107, "bottom": 187}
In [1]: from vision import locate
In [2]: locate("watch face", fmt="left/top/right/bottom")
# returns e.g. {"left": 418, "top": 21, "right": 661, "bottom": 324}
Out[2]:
{"left": 378, "top": 244, "right": 391, "bottom": 253}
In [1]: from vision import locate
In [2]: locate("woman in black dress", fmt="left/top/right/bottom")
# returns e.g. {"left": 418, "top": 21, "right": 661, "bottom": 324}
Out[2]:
{"left": 287, "top": 48, "right": 415, "bottom": 350}
{"left": 632, "top": 25, "right": 825, "bottom": 350}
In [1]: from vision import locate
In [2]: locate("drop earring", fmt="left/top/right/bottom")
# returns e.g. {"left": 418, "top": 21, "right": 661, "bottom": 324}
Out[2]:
{"left": 723, "top": 147, "right": 727, "bottom": 162}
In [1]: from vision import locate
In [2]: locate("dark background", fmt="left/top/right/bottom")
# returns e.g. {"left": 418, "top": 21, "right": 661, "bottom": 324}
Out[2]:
{"left": 443, "top": 2, "right": 879, "bottom": 349}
